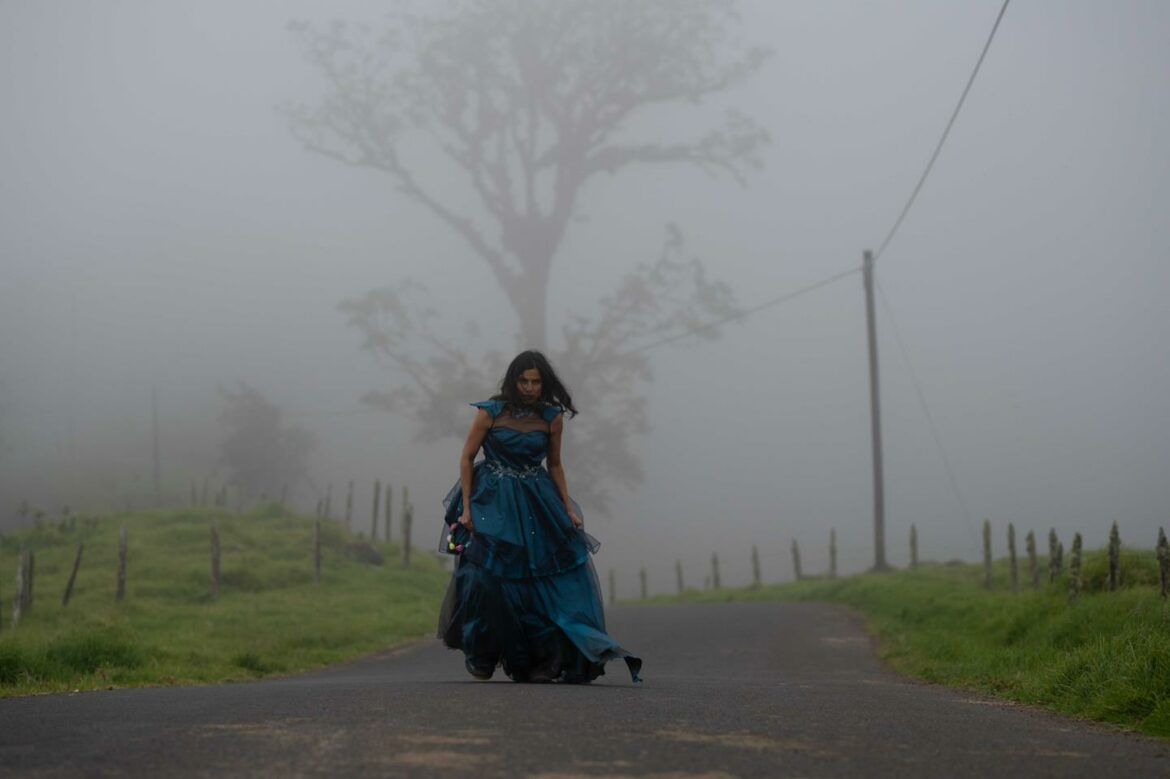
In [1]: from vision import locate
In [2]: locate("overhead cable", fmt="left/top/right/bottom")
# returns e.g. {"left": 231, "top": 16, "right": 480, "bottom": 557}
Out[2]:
{"left": 625, "top": 265, "right": 861, "bottom": 355}
{"left": 876, "top": 280, "right": 979, "bottom": 550}
{"left": 874, "top": 0, "right": 1012, "bottom": 262}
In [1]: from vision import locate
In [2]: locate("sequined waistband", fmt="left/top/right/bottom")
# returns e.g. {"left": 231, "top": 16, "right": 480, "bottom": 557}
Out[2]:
{"left": 484, "top": 460, "right": 544, "bottom": 480}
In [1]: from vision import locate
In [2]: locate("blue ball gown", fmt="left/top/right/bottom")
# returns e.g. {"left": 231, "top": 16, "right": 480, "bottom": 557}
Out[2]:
{"left": 436, "top": 399, "right": 642, "bottom": 684}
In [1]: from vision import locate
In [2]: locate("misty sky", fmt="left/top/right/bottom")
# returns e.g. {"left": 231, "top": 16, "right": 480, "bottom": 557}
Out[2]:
{"left": 2, "top": 0, "right": 1168, "bottom": 592}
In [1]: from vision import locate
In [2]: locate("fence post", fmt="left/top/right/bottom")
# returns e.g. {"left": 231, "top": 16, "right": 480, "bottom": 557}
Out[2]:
{"left": 25, "top": 552, "right": 34, "bottom": 615}
{"left": 639, "top": 567, "right": 647, "bottom": 600}
{"left": 711, "top": 553, "right": 721, "bottom": 590}
{"left": 1047, "top": 529, "right": 1059, "bottom": 582}
{"left": 62, "top": 543, "right": 84, "bottom": 606}
{"left": 11, "top": 549, "right": 27, "bottom": 628}
{"left": 401, "top": 502, "right": 413, "bottom": 568}
{"left": 1157, "top": 528, "right": 1168, "bottom": 600}
{"left": 791, "top": 539, "right": 802, "bottom": 581}
{"left": 345, "top": 481, "right": 354, "bottom": 530}
{"left": 1108, "top": 521, "right": 1120, "bottom": 592}
{"left": 751, "top": 545, "right": 761, "bottom": 588}
{"left": 909, "top": 524, "right": 917, "bottom": 571}
{"left": 210, "top": 524, "right": 221, "bottom": 601}
{"left": 1008, "top": 523, "right": 1018, "bottom": 594}
{"left": 609, "top": 568, "right": 616, "bottom": 605}
{"left": 830, "top": 528, "right": 838, "bottom": 578}
{"left": 982, "top": 519, "right": 992, "bottom": 590}
{"left": 315, "top": 498, "right": 323, "bottom": 518}
{"left": 676, "top": 559, "right": 684, "bottom": 594}
{"left": 1025, "top": 530, "right": 1038, "bottom": 589}
{"left": 384, "top": 483, "right": 393, "bottom": 543}
{"left": 314, "top": 520, "right": 322, "bottom": 583}
{"left": 116, "top": 527, "right": 127, "bottom": 602}
{"left": 1069, "top": 532, "right": 1082, "bottom": 602}
{"left": 323, "top": 484, "right": 332, "bottom": 520}
{"left": 371, "top": 479, "right": 381, "bottom": 540}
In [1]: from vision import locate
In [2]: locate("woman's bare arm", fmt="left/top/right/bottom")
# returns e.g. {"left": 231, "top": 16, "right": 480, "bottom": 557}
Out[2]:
{"left": 546, "top": 414, "right": 581, "bottom": 528}
{"left": 458, "top": 409, "right": 492, "bottom": 529}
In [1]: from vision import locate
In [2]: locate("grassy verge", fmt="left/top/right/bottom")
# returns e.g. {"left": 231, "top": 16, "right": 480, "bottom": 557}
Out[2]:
{"left": 647, "top": 553, "right": 1170, "bottom": 739}
{"left": 0, "top": 506, "right": 451, "bottom": 696}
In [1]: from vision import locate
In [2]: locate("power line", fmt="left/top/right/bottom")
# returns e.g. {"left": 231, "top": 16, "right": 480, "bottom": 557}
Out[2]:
{"left": 876, "top": 280, "right": 978, "bottom": 551}
{"left": 625, "top": 266, "right": 861, "bottom": 355}
{"left": 874, "top": 0, "right": 1012, "bottom": 262}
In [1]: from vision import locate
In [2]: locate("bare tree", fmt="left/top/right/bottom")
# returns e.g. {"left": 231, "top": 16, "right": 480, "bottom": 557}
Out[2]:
{"left": 286, "top": 0, "right": 768, "bottom": 512}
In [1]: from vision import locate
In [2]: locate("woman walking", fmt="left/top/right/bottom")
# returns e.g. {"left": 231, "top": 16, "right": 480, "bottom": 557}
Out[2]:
{"left": 437, "top": 350, "right": 642, "bottom": 684}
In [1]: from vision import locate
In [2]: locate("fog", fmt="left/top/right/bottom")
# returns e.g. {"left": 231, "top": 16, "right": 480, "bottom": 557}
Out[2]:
{"left": 2, "top": 0, "right": 1168, "bottom": 594}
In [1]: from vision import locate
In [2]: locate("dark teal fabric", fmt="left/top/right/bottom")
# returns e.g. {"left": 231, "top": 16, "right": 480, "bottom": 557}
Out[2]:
{"left": 436, "top": 400, "right": 642, "bottom": 684}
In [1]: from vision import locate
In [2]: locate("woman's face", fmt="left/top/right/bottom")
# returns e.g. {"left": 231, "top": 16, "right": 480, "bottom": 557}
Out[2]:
{"left": 516, "top": 368, "right": 542, "bottom": 404}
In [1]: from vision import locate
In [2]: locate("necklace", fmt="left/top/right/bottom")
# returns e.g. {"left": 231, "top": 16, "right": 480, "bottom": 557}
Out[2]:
{"left": 509, "top": 403, "right": 539, "bottom": 419}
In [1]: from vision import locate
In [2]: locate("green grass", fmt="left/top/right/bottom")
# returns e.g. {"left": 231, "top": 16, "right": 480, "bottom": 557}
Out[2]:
{"left": 647, "top": 552, "right": 1170, "bottom": 739}
{"left": 0, "top": 506, "right": 451, "bottom": 696}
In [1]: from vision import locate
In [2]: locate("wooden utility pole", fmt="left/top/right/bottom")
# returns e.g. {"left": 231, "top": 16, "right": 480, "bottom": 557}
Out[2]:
{"left": 151, "top": 385, "right": 161, "bottom": 506}
{"left": 862, "top": 250, "right": 888, "bottom": 571}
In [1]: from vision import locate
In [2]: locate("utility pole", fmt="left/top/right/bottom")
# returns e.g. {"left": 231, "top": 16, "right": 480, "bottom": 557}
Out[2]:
{"left": 152, "top": 385, "right": 161, "bottom": 506}
{"left": 863, "top": 250, "right": 888, "bottom": 571}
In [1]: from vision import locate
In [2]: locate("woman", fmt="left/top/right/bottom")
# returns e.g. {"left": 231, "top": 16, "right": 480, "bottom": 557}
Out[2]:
{"left": 436, "top": 350, "right": 642, "bottom": 684}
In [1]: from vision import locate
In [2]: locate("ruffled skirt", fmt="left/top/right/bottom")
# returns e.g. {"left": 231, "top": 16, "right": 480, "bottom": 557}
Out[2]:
{"left": 436, "top": 465, "right": 642, "bottom": 684}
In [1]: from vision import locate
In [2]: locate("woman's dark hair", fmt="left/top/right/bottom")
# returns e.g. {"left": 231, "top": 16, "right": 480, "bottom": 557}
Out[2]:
{"left": 494, "top": 350, "right": 577, "bottom": 416}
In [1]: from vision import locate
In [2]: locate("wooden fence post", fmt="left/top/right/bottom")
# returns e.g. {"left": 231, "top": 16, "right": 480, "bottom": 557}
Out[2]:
{"left": 315, "top": 498, "right": 323, "bottom": 518}
{"left": 1069, "top": 532, "right": 1082, "bottom": 602}
{"left": 609, "top": 568, "right": 616, "bottom": 605}
{"left": 1008, "top": 523, "right": 1018, "bottom": 594}
{"left": 909, "top": 524, "right": 917, "bottom": 571}
{"left": 210, "top": 524, "right": 221, "bottom": 601}
{"left": 314, "top": 520, "right": 322, "bottom": 583}
{"left": 1157, "top": 528, "right": 1168, "bottom": 600}
{"left": 675, "top": 559, "right": 684, "bottom": 594}
{"left": 11, "top": 549, "right": 27, "bottom": 628}
{"left": 25, "top": 552, "right": 34, "bottom": 615}
{"left": 323, "top": 484, "right": 332, "bottom": 520}
{"left": 384, "top": 483, "right": 393, "bottom": 543}
{"left": 371, "top": 479, "right": 382, "bottom": 540}
{"left": 1025, "top": 530, "right": 1038, "bottom": 589}
{"left": 401, "top": 502, "right": 413, "bottom": 568}
{"left": 791, "top": 539, "right": 802, "bottom": 581}
{"left": 830, "top": 528, "right": 838, "bottom": 578}
{"left": 639, "top": 567, "right": 647, "bottom": 600}
{"left": 1047, "top": 528, "right": 1058, "bottom": 582}
{"left": 751, "top": 545, "right": 761, "bottom": 588}
{"left": 982, "top": 519, "right": 992, "bottom": 590}
{"left": 1108, "top": 520, "right": 1120, "bottom": 592}
{"left": 116, "top": 527, "right": 127, "bottom": 602}
{"left": 62, "top": 543, "right": 84, "bottom": 606}
{"left": 345, "top": 481, "right": 354, "bottom": 530}
{"left": 711, "top": 552, "right": 721, "bottom": 590}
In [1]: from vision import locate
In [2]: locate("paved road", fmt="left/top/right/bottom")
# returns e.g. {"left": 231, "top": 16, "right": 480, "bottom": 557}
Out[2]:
{"left": 1, "top": 601, "right": 1167, "bottom": 777}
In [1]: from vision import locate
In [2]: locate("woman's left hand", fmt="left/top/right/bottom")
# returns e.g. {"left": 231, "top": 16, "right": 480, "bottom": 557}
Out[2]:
{"left": 568, "top": 508, "right": 583, "bottom": 529}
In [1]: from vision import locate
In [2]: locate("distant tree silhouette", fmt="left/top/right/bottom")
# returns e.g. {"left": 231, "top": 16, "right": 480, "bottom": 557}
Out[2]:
{"left": 286, "top": 0, "right": 769, "bottom": 513}
{"left": 218, "top": 383, "right": 315, "bottom": 502}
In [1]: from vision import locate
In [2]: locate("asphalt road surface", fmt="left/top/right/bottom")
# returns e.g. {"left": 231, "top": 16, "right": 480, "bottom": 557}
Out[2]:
{"left": 1, "top": 601, "right": 1167, "bottom": 777}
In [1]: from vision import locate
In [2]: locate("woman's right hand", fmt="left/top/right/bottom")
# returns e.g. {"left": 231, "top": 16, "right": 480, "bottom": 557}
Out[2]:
{"left": 458, "top": 510, "right": 474, "bottom": 532}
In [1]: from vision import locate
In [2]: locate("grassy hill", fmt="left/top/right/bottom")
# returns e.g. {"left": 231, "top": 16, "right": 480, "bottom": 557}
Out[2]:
{"left": 0, "top": 506, "right": 451, "bottom": 696}
{"left": 647, "top": 552, "right": 1170, "bottom": 739}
